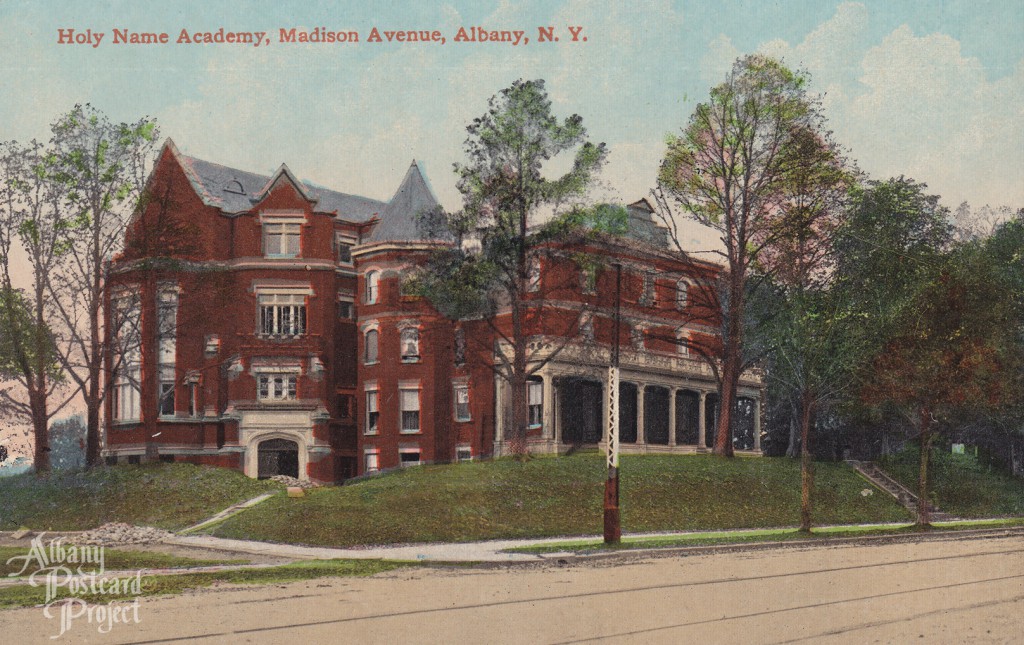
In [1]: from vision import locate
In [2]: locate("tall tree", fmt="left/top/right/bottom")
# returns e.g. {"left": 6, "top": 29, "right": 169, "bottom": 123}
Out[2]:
{"left": 835, "top": 177, "right": 960, "bottom": 525}
{"left": 0, "top": 141, "right": 71, "bottom": 472}
{"left": 756, "top": 125, "right": 858, "bottom": 531}
{"left": 45, "top": 105, "right": 159, "bottom": 467}
{"left": 657, "top": 55, "right": 824, "bottom": 456}
{"left": 414, "top": 79, "right": 607, "bottom": 455}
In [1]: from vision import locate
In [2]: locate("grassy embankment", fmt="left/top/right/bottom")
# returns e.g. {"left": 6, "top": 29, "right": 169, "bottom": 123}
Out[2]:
{"left": 0, "top": 463, "right": 280, "bottom": 531}
{"left": 880, "top": 449, "right": 1024, "bottom": 518}
{"left": 211, "top": 453, "right": 912, "bottom": 546}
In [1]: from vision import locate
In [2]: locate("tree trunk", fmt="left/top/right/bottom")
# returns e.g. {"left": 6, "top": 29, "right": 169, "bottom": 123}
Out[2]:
{"left": 799, "top": 392, "right": 815, "bottom": 532}
{"left": 917, "top": 407, "right": 932, "bottom": 527}
{"left": 30, "top": 388, "right": 49, "bottom": 473}
{"left": 714, "top": 353, "right": 739, "bottom": 457}
{"left": 85, "top": 398, "right": 101, "bottom": 467}
{"left": 786, "top": 398, "right": 800, "bottom": 458}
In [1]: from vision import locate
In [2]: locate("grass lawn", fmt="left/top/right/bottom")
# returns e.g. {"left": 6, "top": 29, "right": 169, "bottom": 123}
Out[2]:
{"left": 210, "top": 453, "right": 911, "bottom": 547}
{"left": 0, "top": 545, "right": 245, "bottom": 578}
{"left": 0, "top": 559, "right": 410, "bottom": 609}
{"left": 508, "top": 517, "right": 1024, "bottom": 554}
{"left": 0, "top": 463, "right": 280, "bottom": 531}
{"left": 880, "top": 449, "right": 1024, "bottom": 518}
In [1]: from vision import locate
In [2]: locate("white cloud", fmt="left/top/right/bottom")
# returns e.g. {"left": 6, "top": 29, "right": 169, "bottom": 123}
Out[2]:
{"left": 843, "top": 25, "right": 1023, "bottom": 207}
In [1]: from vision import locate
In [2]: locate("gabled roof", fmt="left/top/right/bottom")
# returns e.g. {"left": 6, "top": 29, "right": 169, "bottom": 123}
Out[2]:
{"left": 365, "top": 160, "right": 446, "bottom": 243}
{"left": 168, "top": 141, "right": 386, "bottom": 221}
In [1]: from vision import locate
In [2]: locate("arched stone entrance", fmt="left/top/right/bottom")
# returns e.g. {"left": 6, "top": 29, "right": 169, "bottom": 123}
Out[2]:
{"left": 257, "top": 438, "right": 299, "bottom": 479}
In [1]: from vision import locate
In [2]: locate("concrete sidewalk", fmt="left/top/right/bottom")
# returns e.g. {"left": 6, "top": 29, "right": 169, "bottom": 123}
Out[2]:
{"left": 164, "top": 533, "right": 575, "bottom": 563}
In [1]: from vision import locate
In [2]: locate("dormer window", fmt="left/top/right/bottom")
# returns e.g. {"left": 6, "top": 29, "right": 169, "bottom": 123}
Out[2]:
{"left": 224, "top": 180, "right": 245, "bottom": 195}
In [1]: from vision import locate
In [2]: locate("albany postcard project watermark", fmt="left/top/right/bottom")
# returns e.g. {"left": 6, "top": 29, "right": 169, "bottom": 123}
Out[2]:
{"left": 6, "top": 534, "right": 146, "bottom": 639}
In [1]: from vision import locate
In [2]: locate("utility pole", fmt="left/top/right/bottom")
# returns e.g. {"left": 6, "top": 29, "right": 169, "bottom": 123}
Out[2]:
{"left": 604, "top": 263, "right": 622, "bottom": 544}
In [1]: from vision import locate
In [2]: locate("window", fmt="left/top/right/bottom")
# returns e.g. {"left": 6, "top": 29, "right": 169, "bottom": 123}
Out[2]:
{"left": 365, "top": 270, "right": 380, "bottom": 304}
{"left": 264, "top": 222, "right": 301, "bottom": 257}
{"left": 676, "top": 280, "right": 689, "bottom": 309}
{"left": 335, "top": 234, "right": 354, "bottom": 265}
{"left": 113, "top": 368, "right": 141, "bottom": 421}
{"left": 258, "top": 374, "right": 297, "bottom": 401}
{"left": 157, "top": 287, "right": 177, "bottom": 417}
{"left": 454, "top": 328, "right": 466, "bottom": 366}
{"left": 400, "top": 327, "right": 420, "bottom": 362}
{"left": 365, "top": 390, "right": 379, "bottom": 434}
{"left": 631, "top": 325, "right": 645, "bottom": 351}
{"left": 364, "top": 329, "right": 379, "bottom": 364}
{"left": 399, "top": 448, "right": 421, "bottom": 467}
{"left": 640, "top": 272, "right": 655, "bottom": 306}
{"left": 258, "top": 293, "right": 306, "bottom": 337}
{"left": 581, "top": 264, "right": 598, "bottom": 294}
{"left": 677, "top": 330, "right": 690, "bottom": 356}
{"left": 364, "top": 449, "right": 379, "bottom": 473}
{"left": 400, "top": 387, "right": 420, "bottom": 433}
{"left": 456, "top": 446, "right": 473, "bottom": 462}
{"left": 454, "top": 385, "right": 470, "bottom": 421}
{"left": 157, "top": 288, "right": 177, "bottom": 365}
{"left": 337, "top": 393, "right": 355, "bottom": 420}
{"left": 527, "top": 258, "right": 541, "bottom": 293}
{"left": 159, "top": 379, "right": 175, "bottom": 416}
{"left": 579, "top": 313, "right": 595, "bottom": 343}
{"left": 337, "top": 300, "right": 354, "bottom": 320}
{"left": 112, "top": 291, "right": 141, "bottom": 422}
{"left": 528, "top": 379, "right": 543, "bottom": 427}
{"left": 188, "top": 382, "right": 199, "bottom": 417}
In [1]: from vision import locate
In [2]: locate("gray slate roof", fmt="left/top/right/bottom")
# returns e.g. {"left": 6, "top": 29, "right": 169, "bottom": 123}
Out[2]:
{"left": 365, "top": 161, "right": 445, "bottom": 243}
{"left": 179, "top": 154, "right": 386, "bottom": 222}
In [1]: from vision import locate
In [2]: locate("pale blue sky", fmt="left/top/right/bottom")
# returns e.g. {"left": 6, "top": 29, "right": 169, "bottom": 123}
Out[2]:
{"left": 0, "top": 0, "right": 1021, "bottom": 234}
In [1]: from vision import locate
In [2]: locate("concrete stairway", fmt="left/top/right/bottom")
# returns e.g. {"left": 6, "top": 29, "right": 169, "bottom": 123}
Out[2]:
{"left": 847, "top": 460, "right": 956, "bottom": 522}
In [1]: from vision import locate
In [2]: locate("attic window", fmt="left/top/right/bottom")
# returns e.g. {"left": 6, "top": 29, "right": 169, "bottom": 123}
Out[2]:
{"left": 224, "top": 180, "right": 245, "bottom": 195}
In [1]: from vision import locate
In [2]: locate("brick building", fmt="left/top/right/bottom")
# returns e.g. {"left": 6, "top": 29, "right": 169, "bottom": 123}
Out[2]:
{"left": 103, "top": 140, "right": 763, "bottom": 482}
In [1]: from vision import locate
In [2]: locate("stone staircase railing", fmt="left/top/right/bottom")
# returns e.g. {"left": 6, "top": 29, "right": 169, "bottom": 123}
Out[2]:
{"left": 846, "top": 460, "right": 955, "bottom": 521}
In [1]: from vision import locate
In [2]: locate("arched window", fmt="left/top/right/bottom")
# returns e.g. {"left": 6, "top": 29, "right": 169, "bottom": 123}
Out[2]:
{"left": 364, "top": 329, "right": 379, "bottom": 364}
{"left": 400, "top": 327, "right": 420, "bottom": 362}
{"left": 365, "top": 271, "right": 380, "bottom": 304}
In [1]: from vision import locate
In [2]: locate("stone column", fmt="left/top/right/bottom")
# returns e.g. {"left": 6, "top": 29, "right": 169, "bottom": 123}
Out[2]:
{"left": 753, "top": 396, "right": 762, "bottom": 452}
{"left": 668, "top": 387, "right": 678, "bottom": 447}
{"left": 542, "top": 373, "right": 555, "bottom": 441}
{"left": 636, "top": 384, "right": 646, "bottom": 445}
{"left": 553, "top": 378, "right": 563, "bottom": 446}
{"left": 698, "top": 390, "right": 707, "bottom": 448}
{"left": 494, "top": 376, "right": 504, "bottom": 445}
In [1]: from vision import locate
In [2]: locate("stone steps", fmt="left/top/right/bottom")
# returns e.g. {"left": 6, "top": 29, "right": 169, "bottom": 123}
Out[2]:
{"left": 847, "top": 460, "right": 956, "bottom": 522}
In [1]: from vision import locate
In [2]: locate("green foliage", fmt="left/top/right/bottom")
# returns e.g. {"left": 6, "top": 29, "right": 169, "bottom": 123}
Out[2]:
{"left": 210, "top": 455, "right": 909, "bottom": 547}
{"left": 415, "top": 79, "right": 608, "bottom": 320}
{"left": 881, "top": 449, "right": 1024, "bottom": 517}
{"left": 0, "top": 287, "right": 61, "bottom": 382}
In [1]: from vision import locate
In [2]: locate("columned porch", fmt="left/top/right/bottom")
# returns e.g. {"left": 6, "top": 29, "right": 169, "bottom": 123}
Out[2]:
{"left": 492, "top": 343, "right": 763, "bottom": 457}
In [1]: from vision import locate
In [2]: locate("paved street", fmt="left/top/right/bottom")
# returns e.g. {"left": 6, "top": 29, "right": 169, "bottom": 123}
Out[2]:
{"left": 2, "top": 532, "right": 1022, "bottom": 644}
